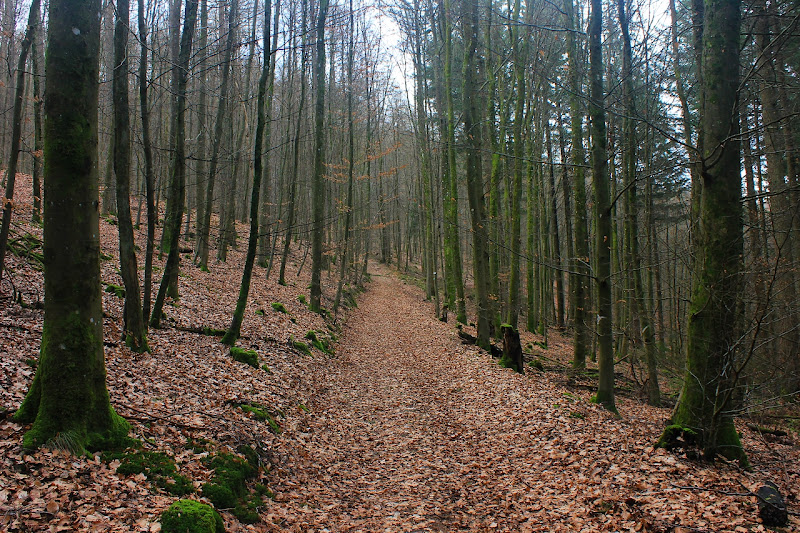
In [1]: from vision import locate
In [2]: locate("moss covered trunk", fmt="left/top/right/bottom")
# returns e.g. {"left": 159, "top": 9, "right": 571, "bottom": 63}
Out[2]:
{"left": 14, "top": 0, "right": 129, "bottom": 451}
{"left": 462, "top": 0, "right": 492, "bottom": 350}
{"left": 589, "top": 0, "right": 615, "bottom": 413}
{"left": 565, "top": 0, "right": 590, "bottom": 371}
{"left": 666, "top": 0, "right": 747, "bottom": 466}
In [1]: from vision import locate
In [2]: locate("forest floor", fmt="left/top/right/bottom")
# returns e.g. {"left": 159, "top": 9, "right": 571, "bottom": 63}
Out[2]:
{"left": 0, "top": 173, "right": 799, "bottom": 532}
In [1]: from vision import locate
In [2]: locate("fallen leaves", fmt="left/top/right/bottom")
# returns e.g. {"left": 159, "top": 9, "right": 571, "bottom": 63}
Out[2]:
{"left": 1, "top": 173, "right": 799, "bottom": 531}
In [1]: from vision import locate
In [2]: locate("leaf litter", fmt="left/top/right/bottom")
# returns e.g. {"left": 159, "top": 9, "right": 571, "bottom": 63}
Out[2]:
{"left": 0, "top": 173, "right": 798, "bottom": 532}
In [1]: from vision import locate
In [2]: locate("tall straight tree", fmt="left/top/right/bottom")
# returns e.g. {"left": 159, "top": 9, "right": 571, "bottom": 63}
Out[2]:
{"left": 138, "top": 0, "right": 156, "bottom": 321}
{"left": 617, "top": 0, "right": 658, "bottom": 405}
{"left": 462, "top": 0, "right": 492, "bottom": 349}
{"left": 500, "top": 0, "right": 527, "bottom": 374}
{"left": 442, "top": 0, "right": 467, "bottom": 324}
{"left": 150, "top": 0, "right": 199, "bottom": 328}
{"left": 223, "top": 0, "right": 273, "bottom": 346}
{"left": 662, "top": 0, "right": 748, "bottom": 466}
{"left": 14, "top": 0, "right": 130, "bottom": 452}
{"left": 565, "top": 0, "right": 590, "bottom": 370}
{"left": 333, "top": 0, "right": 357, "bottom": 315}
{"left": 310, "top": 0, "right": 330, "bottom": 313}
{"left": 114, "top": 0, "right": 148, "bottom": 352}
{"left": 589, "top": 0, "right": 615, "bottom": 412}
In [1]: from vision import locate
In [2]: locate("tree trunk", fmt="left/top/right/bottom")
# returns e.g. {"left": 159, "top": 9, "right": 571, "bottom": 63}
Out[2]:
{"left": 565, "top": 0, "right": 590, "bottom": 370}
{"left": 664, "top": 0, "right": 747, "bottom": 467}
{"left": 333, "top": 0, "right": 357, "bottom": 316}
{"left": 138, "top": 0, "right": 156, "bottom": 323}
{"left": 195, "top": 0, "right": 238, "bottom": 271}
{"left": 222, "top": 0, "right": 272, "bottom": 346}
{"left": 462, "top": 0, "right": 491, "bottom": 350}
{"left": 150, "top": 0, "right": 199, "bottom": 328}
{"left": 31, "top": 11, "right": 43, "bottom": 224}
{"left": 618, "top": 0, "right": 659, "bottom": 406}
{"left": 589, "top": 0, "right": 615, "bottom": 413}
{"left": 442, "top": 0, "right": 467, "bottom": 324}
{"left": 310, "top": 0, "right": 330, "bottom": 313}
{"left": 114, "top": 0, "right": 147, "bottom": 352}
{"left": 14, "top": 0, "right": 130, "bottom": 452}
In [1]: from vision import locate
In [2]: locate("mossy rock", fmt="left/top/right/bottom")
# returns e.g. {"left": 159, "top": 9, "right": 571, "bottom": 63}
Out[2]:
{"left": 104, "top": 283, "right": 126, "bottom": 299}
{"left": 291, "top": 339, "right": 312, "bottom": 356}
{"left": 238, "top": 404, "right": 281, "bottom": 434}
{"left": 304, "top": 330, "right": 333, "bottom": 354}
{"left": 230, "top": 347, "right": 258, "bottom": 369}
{"left": 201, "top": 449, "right": 262, "bottom": 524}
{"left": 105, "top": 448, "right": 194, "bottom": 496}
{"left": 160, "top": 499, "right": 224, "bottom": 533}
{"left": 254, "top": 309, "right": 265, "bottom": 316}
{"left": 527, "top": 358, "right": 544, "bottom": 371}
{"left": 297, "top": 294, "right": 307, "bottom": 306}
{"left": 270, "top": 302, "right": 288, "bottom": 314}
{"left": 201, "top": 327, "right": 227, "bottom": 337}
{"left": 657, "top": 424, "right": 699, "bottom": 451}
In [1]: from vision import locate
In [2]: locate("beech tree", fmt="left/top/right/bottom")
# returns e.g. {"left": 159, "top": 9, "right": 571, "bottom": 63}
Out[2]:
{"left": 661, "top": 0, "right": 748, "bottom": 466}
{"left": 14, "top": 0, "right": 129, "bottom": 452}
{"left": 114, "top": 0, "right": 148, "bottom": 352}
{"left": 310, "top": 0, "right": 330, "bottom": 313}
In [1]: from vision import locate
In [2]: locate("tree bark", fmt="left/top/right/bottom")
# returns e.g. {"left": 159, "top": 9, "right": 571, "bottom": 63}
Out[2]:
{"left": 664, "top": 0, "right": 748, "bottom": 466}
{"left": 589, "top": 0, "right": 616, "bottom": 413}
{"left": 138, "top": 0, "right": 156, "bottom": 322}
{"left": 222, "top": 0, "right": 273, "bottom": 346}
{"left": 150, "top": 0, "right": 199, "bottom": 328}
{"left": 310, "top": 0, "right": 330, "bottom": 313}
{"left": 565, "top": 0, "right": 590, "bottom": 370}
{"left": 114, "top": 0, "right": 148, "bottom": 352}
{"left": 14, "top": 0, "right": 129, "bottom": 452}
{"left": 462, "top": 0, "right": 492, "bottom": 350}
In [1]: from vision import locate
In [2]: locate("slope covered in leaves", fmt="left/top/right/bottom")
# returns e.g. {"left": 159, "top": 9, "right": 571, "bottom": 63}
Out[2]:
{"left": 0, "top": 173, "right": 798, "bottom": 532}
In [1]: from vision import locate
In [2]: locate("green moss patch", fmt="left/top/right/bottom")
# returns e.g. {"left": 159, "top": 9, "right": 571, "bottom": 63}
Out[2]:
{"left": 105, "top": 448, "right": 194, "bottom": 495}
{"left": 291, "top": 338, "right": 312, "bottom": 356}
{"left": 527, "top": 358, "right": 544, "bottom": 371}
{"left": 230, "top": 347, "right": 259, "bottom": 369}
{"left": 270, "top": 302, "right": 288, "bottom": 314}
{"left": 304, "top": 330, "right": 334, "bottom": 354}
{"left": 160, "top": 499, "right": 224, "bottom": 533}
{"left": 201, "top": 448, "right": 265, "bottom": 523}
{"left": 297, "top": 294, "right": 307, "bottom": 306}
{"left": 657, "top": 424, "right": 699, "bottom": 451}
{"left": 104, "top": 283, "right": 126, "bottom": 299}
{"left": 228, "top": 401, "right": 282, "bottom": 434}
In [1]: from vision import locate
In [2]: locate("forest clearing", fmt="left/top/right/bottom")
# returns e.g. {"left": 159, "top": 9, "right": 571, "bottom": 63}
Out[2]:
{"left": 0, "top": 175, "right": 798, "bottom": 532}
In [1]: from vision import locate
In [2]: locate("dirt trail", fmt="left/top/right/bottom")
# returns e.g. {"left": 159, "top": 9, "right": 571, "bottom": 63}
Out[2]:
{"left": 264, "top": 269, "right": 782, "bottom": 533}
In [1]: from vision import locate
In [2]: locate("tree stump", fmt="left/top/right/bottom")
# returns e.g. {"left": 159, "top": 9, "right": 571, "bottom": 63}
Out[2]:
{"left": 500, "top": 325, "right": 524, "bottom": 373}
{"left": 756, "top": 482, "right": 788, "bottom": 527}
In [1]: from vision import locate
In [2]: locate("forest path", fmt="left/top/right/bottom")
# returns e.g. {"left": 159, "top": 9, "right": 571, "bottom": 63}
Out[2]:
{"left": 264, "top": 268, "right": 697, "bottom": 532}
